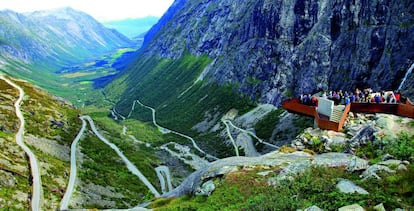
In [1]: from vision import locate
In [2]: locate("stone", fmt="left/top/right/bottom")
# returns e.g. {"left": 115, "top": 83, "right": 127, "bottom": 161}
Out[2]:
{"left": 313, "top": 153, "right": 368, "bottom": 171}
{"left": 320, "top": 135, "right": 331, "bottom": 144}
{"left": 397, "top": 164, "right": 407, "bottom": 171}
{"left": 304, "top": 205, "right": 323, "bottom": 211}
{"left": 378, "top": 159, "right": 404, "bottom": 167}
{"left": 381, "top": 154, "right": 395, "bottom": 161}
{"left": 346, "top": 156, "right": 369, "bottom": 171}
{"left": 361, "top": 164, "right": 396, "bottom": 180}
{"left": 349, "top": 125, "right": 377, "bottom": 147}
{"left": 373, "top": 203, "right": 386, "bottom": 211}
{"left": 331, "top": 136, "right": 347, "bottom": 146}
{"left": 336, "top": 179, "right": 369, "bottom": 195}
{"left": 195, "top": 180, "right": 215, "bottom": 196}
{"left": 375, "top": 114, "right": 394, "bottom": 130}
{"left": 338, "top": 204, "right": 364, "bottom": 211}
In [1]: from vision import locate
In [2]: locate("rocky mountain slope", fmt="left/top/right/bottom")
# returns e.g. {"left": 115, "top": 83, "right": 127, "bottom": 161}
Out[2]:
{"left": 115, "top": 0, "right": 414, "bottom": 107}
{"left": 0, "top": 7, "right": 133, "bottom": 87}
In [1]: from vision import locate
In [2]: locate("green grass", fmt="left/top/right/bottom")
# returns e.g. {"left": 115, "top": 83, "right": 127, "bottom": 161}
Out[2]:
{"left": 79, "top": 131, "right": 157, "bottom": 208}
{"left": 355, "top": 131, "right": 414, "bottom": 162}
{"left": 0, "top": 131, "right": 8, "bottom": 138}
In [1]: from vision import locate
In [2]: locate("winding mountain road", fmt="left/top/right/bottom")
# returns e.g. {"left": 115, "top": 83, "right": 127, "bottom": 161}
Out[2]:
{"left": 135, "top": 99, "right": 218, "bottom": 160}
{"left": 224, "top": 119, "right": 279, "bottom": 149}
{"left": 60, "top": 117, "right": 87, "bottom": 210}
{"left": 222, "top": 119, "right": 240, "bottom": 156}
{"left": 1, "top": 75, "right": 42, "bottom": 210}
{"left": 83, "top": 116, "right": 161, "bottom": 197}
{"left": 155, "top": 166, "right": 173, "bottom": 194}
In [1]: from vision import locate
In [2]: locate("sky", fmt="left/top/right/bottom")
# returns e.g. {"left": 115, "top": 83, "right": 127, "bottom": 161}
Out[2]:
{"left": 0, "top": 0, "right": 174, "bottom": 21}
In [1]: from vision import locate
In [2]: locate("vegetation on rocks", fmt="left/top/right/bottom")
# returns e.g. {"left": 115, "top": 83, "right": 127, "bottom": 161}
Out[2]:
{"left": 151, "top": 163, "right": 414, "bottom": 210}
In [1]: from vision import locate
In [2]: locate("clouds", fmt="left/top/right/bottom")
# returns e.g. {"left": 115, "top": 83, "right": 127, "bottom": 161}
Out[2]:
{"left": 0, "top": 0, "right": 174, "bottom": 21}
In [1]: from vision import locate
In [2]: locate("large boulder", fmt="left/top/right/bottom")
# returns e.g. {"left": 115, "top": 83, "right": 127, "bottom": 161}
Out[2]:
{"left": 348, "top": 125, "right": 377, "bottom": 148}
{"left": 336, "top": 179, "right": 369, "bottom": 195}
{"left": 195, "top": 180, "right": 216, "bottom": 196}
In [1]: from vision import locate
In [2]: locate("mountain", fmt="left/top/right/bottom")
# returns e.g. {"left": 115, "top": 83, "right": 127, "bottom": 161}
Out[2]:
{"left": 105, "top": 0, "right": 413, "bottom": 147}
{"left": 0, "top": 7, "right": 133, "bottom": 89}
{"left": 110, "top": 0, "right": 414, "bottom": 108}
{"left": 103, "top": 16, "right": 159, "bottom": 39}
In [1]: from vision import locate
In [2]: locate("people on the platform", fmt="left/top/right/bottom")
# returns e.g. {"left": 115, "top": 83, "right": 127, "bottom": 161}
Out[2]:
{"left": 299, "top": 88, "right": 404, "bottom": 106}
{"left": 395, "top": 90, "right": 401, "bottom": 103}
{"left": 345, "top": 96, "right": 351, "bottom": 105}
{"left": 299, "top": 93, "right": 318, "bottom": 106}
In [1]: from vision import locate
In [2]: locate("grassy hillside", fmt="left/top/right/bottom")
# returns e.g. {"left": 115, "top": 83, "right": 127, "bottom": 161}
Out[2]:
{"left": 106, "top": 53, "right": 255, "bottom": 130}
{"left": 105, "top": 54, "right": 256, "bottom": 156}
{"left": 0, "top": 76, "right": 81, "bottom": 210}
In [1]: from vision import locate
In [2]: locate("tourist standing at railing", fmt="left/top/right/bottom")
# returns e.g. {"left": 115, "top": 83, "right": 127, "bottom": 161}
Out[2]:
{"left": 387, "top": 92, "right": 396, "bottom": 103}
{"left": 395, "top": 90, "right": 401, "bottom": 103}
{"left": 299, "top": 93, "right": 304, "bottom": 104}
{"left": 345, "top": 96, "right": 351, "bottom": 105}
{"left": 375, "top": 94, "right": 381, "bottom": 104}
{"left": 350, "top": 93, "right": 356, "bottom": 102}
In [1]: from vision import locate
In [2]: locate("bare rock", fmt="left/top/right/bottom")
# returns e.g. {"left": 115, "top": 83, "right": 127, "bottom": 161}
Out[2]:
{"left": 373, "top": 203, "right": 386, "bottom": 211}
{"left": 313, "top": 153, "right": 368, "bottom": 171}
{"left": 381, "top": 154, "right": 395, "bottom": 161}
{"left": 346, "top": 156, "right": 370, "bottom": 171}
{"left": 349, "top": 125, "right": 377, "bottom": 148}
{"left": 361, "top": 164, "right": 396, "bottom": 180}
{"left": 338, "top": 204, "right": 364, "bottom": 211}
{"left": 336, "top": 179, "right": 369, "bottom": 195}
{"left": 304, "top": 205, "right": 323, "bottom": 211}
{"left": 195, "top": 180, "right": 215, "bottom": 196}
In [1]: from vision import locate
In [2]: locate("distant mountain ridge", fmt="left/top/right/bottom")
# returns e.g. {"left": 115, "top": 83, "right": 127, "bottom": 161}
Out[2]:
{"left": 103, "top": 16, "right": 159, "bottom": 39}
{"left": 0, "top": 7, "right": 133, "bottom": 86}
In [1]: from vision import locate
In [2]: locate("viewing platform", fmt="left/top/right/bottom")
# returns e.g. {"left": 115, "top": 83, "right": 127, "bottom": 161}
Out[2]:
{"left": 282, "top": 97, "right": 414, "bottom": 132}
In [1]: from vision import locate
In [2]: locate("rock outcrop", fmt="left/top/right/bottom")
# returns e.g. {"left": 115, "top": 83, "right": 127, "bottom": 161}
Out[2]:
{"left": 162, "top": 151, "right": 368, "bottom": 198}
{"left": 336, "top": 178, "right": 369, "bottom": 194}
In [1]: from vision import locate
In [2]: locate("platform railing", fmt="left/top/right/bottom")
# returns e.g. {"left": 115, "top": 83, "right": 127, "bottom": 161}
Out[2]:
{"left": 282, "top": 97, "right": 413, "bottom": 132}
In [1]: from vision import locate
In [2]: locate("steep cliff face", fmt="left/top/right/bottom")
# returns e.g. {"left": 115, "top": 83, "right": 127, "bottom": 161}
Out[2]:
{"left": 140, "top": 0, "right": 414, "bottom": 104}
